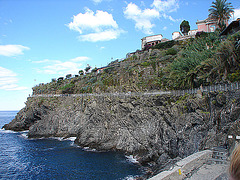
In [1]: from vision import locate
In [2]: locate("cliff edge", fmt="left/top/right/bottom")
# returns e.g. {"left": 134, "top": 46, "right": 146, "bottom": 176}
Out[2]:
{"left": 3, "top": 90, "right": 240, "bottom": 177}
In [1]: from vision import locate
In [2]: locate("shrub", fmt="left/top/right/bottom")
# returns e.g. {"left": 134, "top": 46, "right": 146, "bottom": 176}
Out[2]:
{"left": 80, "top": 86, "right": 92, "bottom": 93}
{"left": 79, "top": 70, "right": 84, "bottom": 75}
{"left": 141, "top": 61, "right": 151, "bottom": 67}
{"left": 104, "top": 67, "right": 114, "bottom": 74}
{"left": 51, "top": 78, "right": 57, "bottom": 82}
{"left": 87, "top": 77, "right": 97, "bottom": 84}
{"left": 227, "top": 71, "right": 240, "bottom": 82}
{"left": 166, "top": 48, "right": 177, "bottom": 55}
{"left": 57, "top": 77, "right": 64, "bottom": 81}
{"left": 152, "top": 40, "right": 176, "bottom": 50}
{"left": 66, "top": 74, "right": 72, "bottom": 79}
{"left": 91, "top": 67, "right": 98, "bottom": 73}
{"left": 85, "top": 66, "right": 91, "bottom": 72}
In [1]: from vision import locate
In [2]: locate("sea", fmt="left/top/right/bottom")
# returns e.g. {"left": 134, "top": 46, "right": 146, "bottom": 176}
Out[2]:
{"left": 0, "top": 111, "right": 143, "bottom": 180}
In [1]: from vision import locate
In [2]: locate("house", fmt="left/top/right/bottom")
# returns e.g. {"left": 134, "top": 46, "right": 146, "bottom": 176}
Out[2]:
{"left": 188, "top": 29, "right": 198, "bottom": 36}
{"left": 96, "top": 66, "right": 107, "bottom": 74}
{"left": 172, "top": 31, "right": 182, "bottom": 40}
{"left": 141, "top": 34, "right": 163, "bottom": 50}
{"left": 172, "top": 31, "right": 196, "bottom": 41}
{"left": 196, "top": 17, "right": 218, "bottom": 33}
{"left": 172, "top": 18, "right": 218, "bottom": 40}
{"left": 219, "top": 18, "right": 240, "bottom": 36}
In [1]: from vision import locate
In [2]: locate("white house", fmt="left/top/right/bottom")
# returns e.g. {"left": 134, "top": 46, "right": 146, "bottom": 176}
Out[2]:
{"left": 141, "top": 34, "right": 163, "bottom": 50}
{"left": 172, "top": 31, "right": 182, "bottom": 40}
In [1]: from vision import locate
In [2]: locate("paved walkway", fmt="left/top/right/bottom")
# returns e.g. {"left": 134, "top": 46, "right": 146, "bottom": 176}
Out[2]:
{"left": 186, "top": 163, "right": 229, "bottom": 180}
{"left": 148, "top": 150, "right": 230, "bottom": 180}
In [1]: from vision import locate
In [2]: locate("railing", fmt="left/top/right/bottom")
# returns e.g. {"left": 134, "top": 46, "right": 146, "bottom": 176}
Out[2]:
{"left": 171, "top": 82, "right": 240, "bottom": 96}
{"left": 31, "top": 82, "right": 240, "bottom": 98}
{"left": 31, "top": 91, "right": 171, "bottom": 98}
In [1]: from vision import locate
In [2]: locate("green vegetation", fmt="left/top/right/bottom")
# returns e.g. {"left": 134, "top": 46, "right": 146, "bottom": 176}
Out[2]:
{"left": 32, "top": 31, "right": 240, "bottom": 95}
{"left": 151, "top": 40, "right": 176, "bottom": 50}
{"left": 165, "top": 48, "right": 177, "bottom": 55}
{"left": 180, "top": 20, "right": 190, "bottom": 35}
{"left": 208, "top": 0, "right": 234, "bottom": 31}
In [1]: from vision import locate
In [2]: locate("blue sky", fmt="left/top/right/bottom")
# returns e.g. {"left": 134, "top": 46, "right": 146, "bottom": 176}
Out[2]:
{"left": 0, "top": 0, "right": 240, "bottom": 110}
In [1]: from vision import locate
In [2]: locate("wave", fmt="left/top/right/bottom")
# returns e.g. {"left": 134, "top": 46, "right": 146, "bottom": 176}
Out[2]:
{"left": 122, "top": 175, "right": 140, "bottom": 180}
{"left": 0, "top": 128, "right": 18, "bottom": 133}
{"left": 19, "top": 133, "right": 28, "bottom": 139}
{"left": 50, "top": 136, "right": 77, "bottom": 142}
{"left": 125, "top": 155, "right": 139, "bottom": 164}
{"left": 82, "top": 147, "right": 97, "bottom": 152}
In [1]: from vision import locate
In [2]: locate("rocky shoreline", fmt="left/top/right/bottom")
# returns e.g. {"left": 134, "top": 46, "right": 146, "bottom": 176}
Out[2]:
{"left": 3, "top": 90, "right": 240, "bottom": 178}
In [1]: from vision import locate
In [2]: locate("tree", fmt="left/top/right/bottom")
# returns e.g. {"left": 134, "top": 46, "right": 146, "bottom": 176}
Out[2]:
{"left": 79, "top": 70, "right": 84, "bottom": 75}
{"left": 208, "top": 0, "right": 234, "bottom": 31}
{"left": 66, "top": 74, "right": 72, "bottom": 79}
{"left": 180, "top": 20, "right": 190, "bottom": 36}
{"left": 85, "top": 65, "right": 91, "bottom": 73}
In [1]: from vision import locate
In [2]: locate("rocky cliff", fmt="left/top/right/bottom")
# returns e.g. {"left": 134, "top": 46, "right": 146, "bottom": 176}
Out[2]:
{"left": 3, "top": 90, "right": 240, "bottom": 176}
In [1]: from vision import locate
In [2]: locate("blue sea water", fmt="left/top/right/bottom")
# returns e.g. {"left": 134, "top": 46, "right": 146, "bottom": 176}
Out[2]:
{"left": 0, "top": 111, "right": 143, "bottom": 180}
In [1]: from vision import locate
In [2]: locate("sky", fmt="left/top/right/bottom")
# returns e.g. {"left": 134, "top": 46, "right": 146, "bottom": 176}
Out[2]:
{"left": 0, "top": 0, "right": 240, "bottom": 111}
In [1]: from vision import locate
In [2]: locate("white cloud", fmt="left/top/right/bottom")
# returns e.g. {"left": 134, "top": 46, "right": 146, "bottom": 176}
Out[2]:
{"left": 163, "top": 26, "right": 167, "bottom": 30}
{"left": 32, "top": 59, "right": 57, "bottom": 64}
{"left": 0, "top": 67, "right": 27, "bottom": 91}
{"left": 67, "top": 8, "right": 124, "bottom": 42}
{"left": 78, "top": 29, "right": 124, "bottom": 42}
{"left": 34, "top": 57, "right": 90, "bottom": 75}
{"left": 71, "top": 56, "right": 90, "bottom": 62}
{"left": 162, "top": 13, "right": 179, "bottom": 22}
{"left": 234, "top": 8, "right": 240, "bottom": 20}
{"left": 92, "top": 0, "right": 103, "bottom": 3}
{"left": 124, "top": 0, "right": 180, "bottom": 34}
{"left": 152, "top": 0, "right": 179, "bottom": 13}
{"left": 91, "top": 0, "right": 112, "bottom": 4}
{"left": 0, "top": 45, "right": 30, "bottom": 57}
{"left": 124, "top": 2, "right": 159, "bottom": 34}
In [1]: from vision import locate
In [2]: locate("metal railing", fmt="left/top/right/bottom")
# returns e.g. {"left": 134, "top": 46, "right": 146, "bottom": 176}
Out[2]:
{"left": 31, "top": 82, "right": 240, "bottom": 98}
{"left": 171, "top": 82, "right": 240, "bottom": 96}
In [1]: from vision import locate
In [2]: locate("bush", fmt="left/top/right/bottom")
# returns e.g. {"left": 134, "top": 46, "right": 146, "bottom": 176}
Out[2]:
{"left": 141, "top": 61, "right": 151, "bottom": 67}
{"left": 87, "top": 77, "right": 97, "bottom": 84}
{"left": 227, "top": 71, "right": 240, "bottom": 82}
{"left": 66, "top": 74, "right": 72, "bottom": 79}
{"left": 152, "top": 40, "right": 176, "bottom": 50}
{"left": 166, "top": 48, "right": 177, "bottom": 55}
{"left": 91, "top": 67, "right": 98, "bottom": 73}
{"left": 80, "top": 86, "right": 92, "bottom": 93}
{"left": 79, "top": 70, "right": 84, "bottom": 75}
{"left": 104, "top": 67, "right": 114, "bottom": 74}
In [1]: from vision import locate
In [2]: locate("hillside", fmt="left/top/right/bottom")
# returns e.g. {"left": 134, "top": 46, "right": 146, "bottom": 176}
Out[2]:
{"left": 3, "top": 31, "right": 240, "bottom": 179}
{"left": 33, "top": 31, "right": 240, "bottom": 95}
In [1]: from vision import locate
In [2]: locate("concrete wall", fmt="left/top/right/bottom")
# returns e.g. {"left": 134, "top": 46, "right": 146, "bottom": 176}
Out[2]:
{"left": 149, "top": 150, "right": 212, "bottom": 180}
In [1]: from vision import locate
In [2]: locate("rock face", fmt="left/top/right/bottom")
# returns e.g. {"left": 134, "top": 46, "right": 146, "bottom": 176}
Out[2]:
{"left": 3, "top": 91, "right": 240, "bottom": 175}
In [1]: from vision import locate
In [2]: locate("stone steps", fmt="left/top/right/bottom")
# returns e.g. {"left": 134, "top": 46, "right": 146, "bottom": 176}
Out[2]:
{"left": 208, "top": 147, "right": 228, "bottom": 165}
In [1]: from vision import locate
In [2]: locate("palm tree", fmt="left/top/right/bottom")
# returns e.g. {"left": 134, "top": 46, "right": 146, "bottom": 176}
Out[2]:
{"left": 208, "top": 0, "right": 234, "bottom": 31}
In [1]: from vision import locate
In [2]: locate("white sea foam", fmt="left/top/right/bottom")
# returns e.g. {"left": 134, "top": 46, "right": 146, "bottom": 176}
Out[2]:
{"left": 20, "top": 133, "right": 28, "bottom": 139}
{"left": 82, "top": 147, "right": 98, "bottom": 152}
{"left": 125, "top": 155, "right": 139, "bottom": 164}
{"left": 42, "top": 147, "right": 55, "bottom": 151}
{"left": 123, "top": 175, "right": 139, "bottom": 180}
{"left": 65, "top": 137, "right": 77, "bottom": 141}
{"left": 50, "top": 136, "right": 77, "bottom": 142}
{"left": 20, "top": 130, "right": 29, "bottom": 133}
{"left": 83, "top": 147, "right": 90, "bottom": 150}
{"left": 50, "top": 137, "right": 64, "bottom": 141}
{"left": 0, "top": 128, "right": 17, "bottom": 133}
